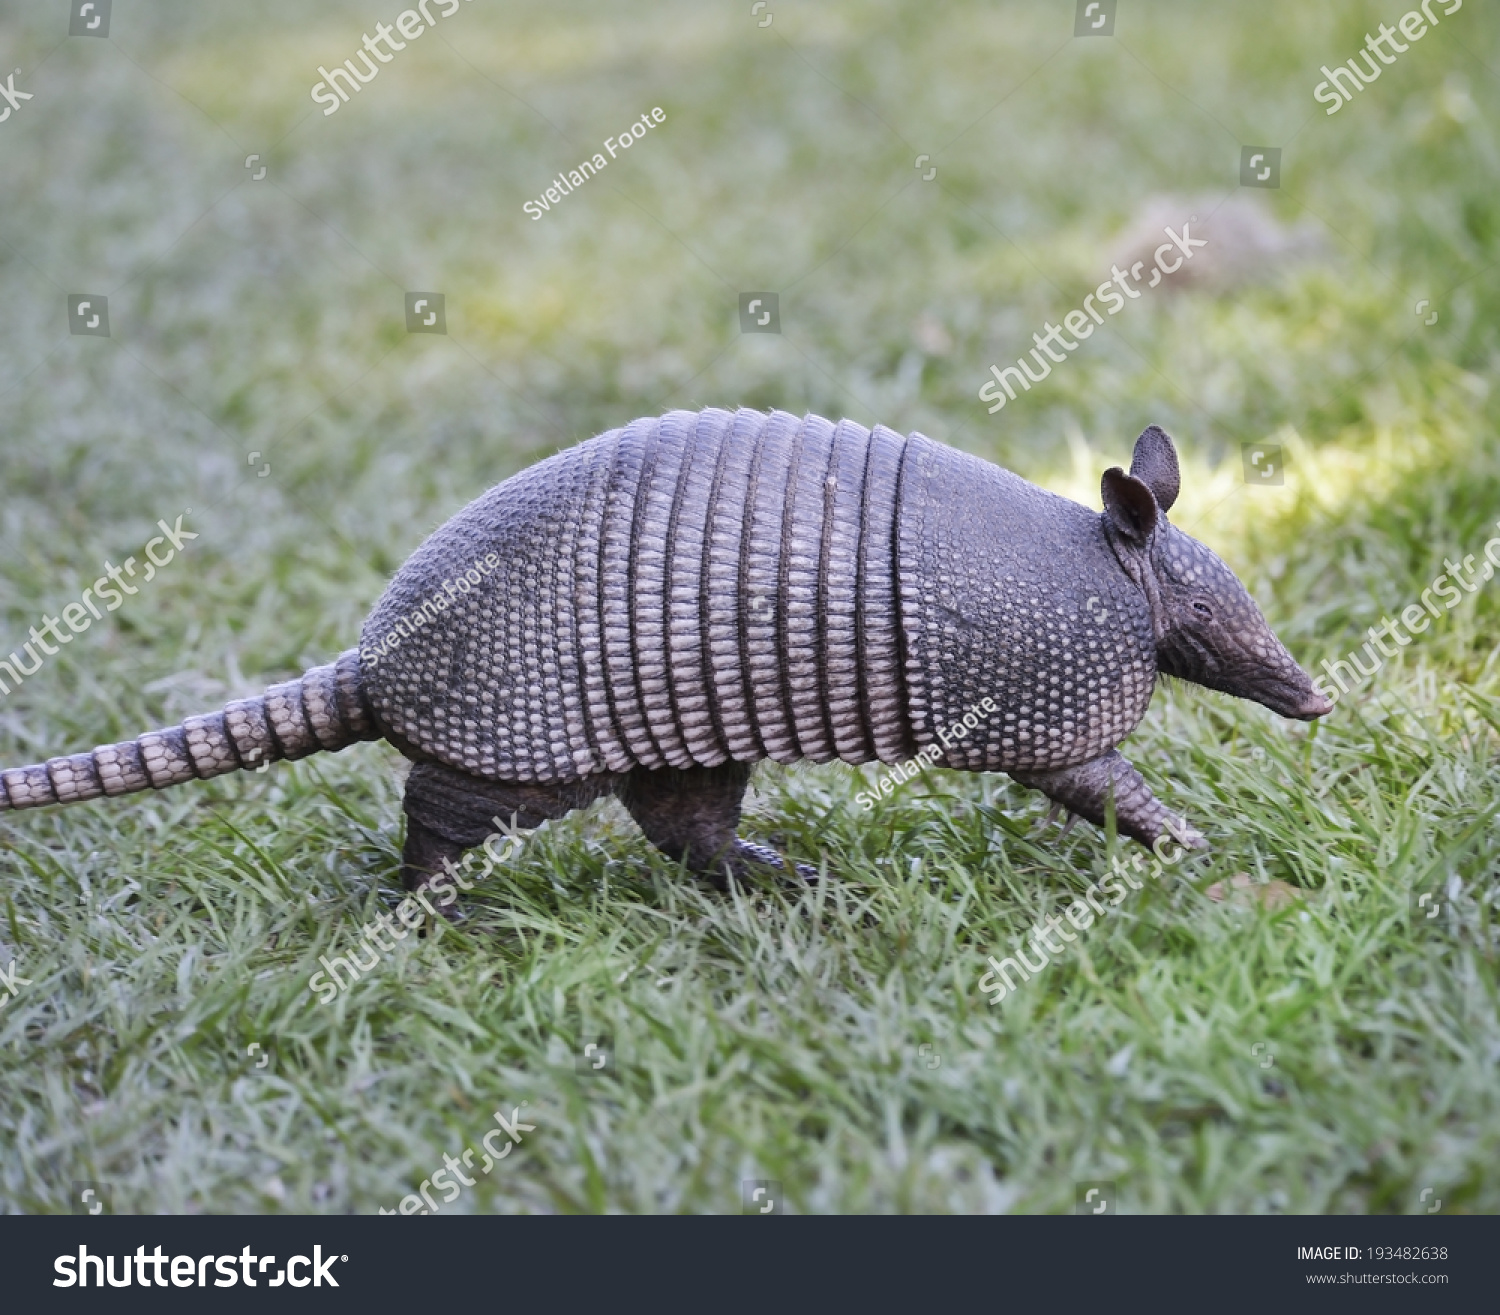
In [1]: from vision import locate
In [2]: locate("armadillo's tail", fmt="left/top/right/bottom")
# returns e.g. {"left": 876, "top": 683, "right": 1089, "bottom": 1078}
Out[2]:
{"left": 0, "top": 649, "right": 381, "bottom": 813}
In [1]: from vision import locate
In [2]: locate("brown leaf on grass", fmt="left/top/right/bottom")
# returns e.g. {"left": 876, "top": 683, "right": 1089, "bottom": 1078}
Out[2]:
{"left": 1205, "top": 872, "right": 1303, "bottom": 910}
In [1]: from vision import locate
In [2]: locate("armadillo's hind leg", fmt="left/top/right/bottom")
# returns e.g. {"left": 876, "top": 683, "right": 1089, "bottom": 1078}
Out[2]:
{"left": 400, "top": 760, "right": 617, "bottom": 917}
{"left": 618, "top": 762, "right": 818, "bottom": 889}
{"left": 401, "top": 815, "right": 470, "bottom": 920}
{"left": 1010, "top": 749, "right": 1207, "bottom": 851}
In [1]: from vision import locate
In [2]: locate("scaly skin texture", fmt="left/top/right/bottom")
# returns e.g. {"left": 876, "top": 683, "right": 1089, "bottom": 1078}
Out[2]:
{"left": 0, "top": 415, "right": 1331, "bottom": 911}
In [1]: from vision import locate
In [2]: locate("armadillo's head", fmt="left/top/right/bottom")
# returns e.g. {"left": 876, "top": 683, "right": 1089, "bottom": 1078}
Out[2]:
{"left": 1100, "top": 426, "right": 1332, "bottom": 722}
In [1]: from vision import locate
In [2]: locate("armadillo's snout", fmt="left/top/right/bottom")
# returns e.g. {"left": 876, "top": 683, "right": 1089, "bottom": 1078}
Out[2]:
{"left": 1249, "top": 661, "right": 1334, "bottom": 722}
{"left": 1228, "top": 609, "right": 1333, "bottom": 722}
{"left": 1288, "top": 686, "right": 1334, "bottom": 720}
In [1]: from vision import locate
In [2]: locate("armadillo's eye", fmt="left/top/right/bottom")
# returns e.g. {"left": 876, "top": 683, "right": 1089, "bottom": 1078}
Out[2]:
{"left": 1192, "top": 601, "right": 1213, "bottom": 618}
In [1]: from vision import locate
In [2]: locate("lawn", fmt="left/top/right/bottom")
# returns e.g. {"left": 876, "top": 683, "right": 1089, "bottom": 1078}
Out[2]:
{"left": 0, "top": 0, "right": 1497, "bottom": 1214}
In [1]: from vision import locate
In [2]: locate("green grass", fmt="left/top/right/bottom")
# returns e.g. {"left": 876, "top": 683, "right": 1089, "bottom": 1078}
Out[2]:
{"left": 1, "top": 0, "right": 1498, "bottom": 1214}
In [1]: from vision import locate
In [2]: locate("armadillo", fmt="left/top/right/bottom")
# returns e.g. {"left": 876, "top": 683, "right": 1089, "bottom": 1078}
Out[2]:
{"left": 0, "top": 410, "right": 1330, "bottom": 910}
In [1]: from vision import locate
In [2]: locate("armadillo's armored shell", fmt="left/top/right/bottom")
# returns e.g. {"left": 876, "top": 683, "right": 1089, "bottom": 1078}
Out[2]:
{"left": 360, "top": 408, "right": 914, "bottom": 783}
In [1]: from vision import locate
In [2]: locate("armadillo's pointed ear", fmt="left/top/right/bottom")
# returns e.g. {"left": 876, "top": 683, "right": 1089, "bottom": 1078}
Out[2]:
{"left": 1129, "top": 425, "right": 1180, "bottom": 514}
{"left": 1101, "top": 467, "right": 1159, "bottom": 545}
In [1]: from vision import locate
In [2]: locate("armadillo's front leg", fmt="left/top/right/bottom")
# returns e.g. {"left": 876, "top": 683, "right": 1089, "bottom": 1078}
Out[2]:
{"left": 1010, "top": 749, "right": 1206, "bottom": 850}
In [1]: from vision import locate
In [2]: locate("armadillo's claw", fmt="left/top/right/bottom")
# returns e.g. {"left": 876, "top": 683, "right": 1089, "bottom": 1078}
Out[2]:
{"left": 1164, "top": 815, "right": 1209, "bottom": 851}
{"left": 1032, "top": 800, "right": 1071, "bottom": 839}
{"left": 1012, "top": 750, "right": 1213, "bottom": 853}
{"left": 1164, "top": 809, "right": 1212, "bottom": 851}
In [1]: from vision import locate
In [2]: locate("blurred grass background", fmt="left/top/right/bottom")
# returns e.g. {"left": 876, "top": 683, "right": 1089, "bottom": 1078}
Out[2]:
{"left": 0, "top": 0, "right": 1497, "bottom": 1214}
